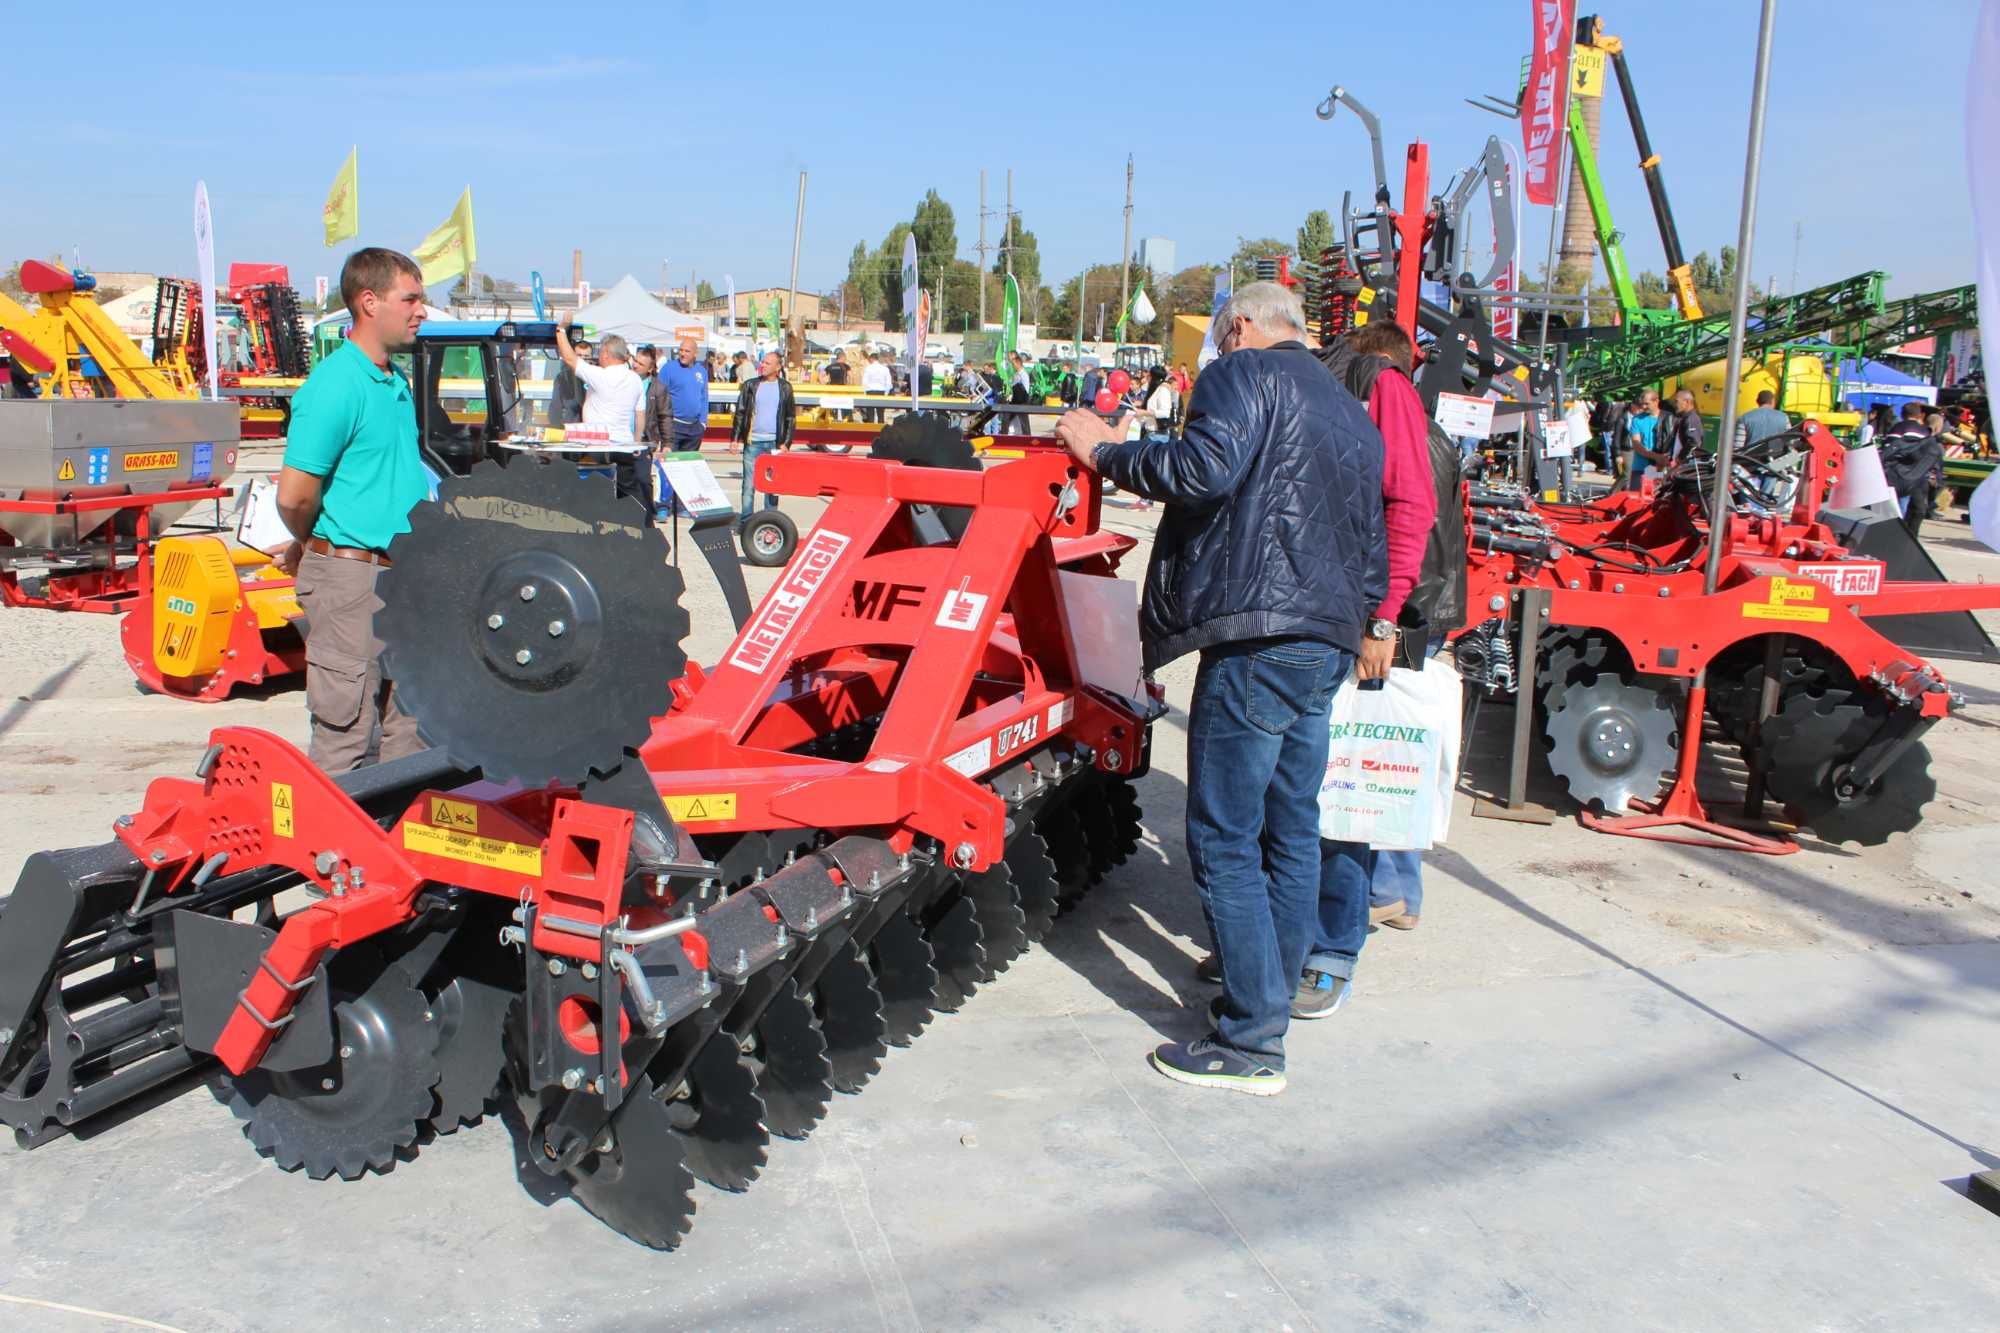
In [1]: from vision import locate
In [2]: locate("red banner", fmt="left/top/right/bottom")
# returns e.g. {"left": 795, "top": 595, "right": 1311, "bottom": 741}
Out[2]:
{"left": 1522, "top": 0, "right": 1576, "bottom": 206}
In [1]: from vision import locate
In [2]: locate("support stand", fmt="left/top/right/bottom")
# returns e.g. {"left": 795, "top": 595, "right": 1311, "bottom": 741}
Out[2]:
{"left": 1472, "top": 586, "right": 1556, "bottom": 825}
{"left": 1580, "top": 683, "right": 1797, "bottom": 855}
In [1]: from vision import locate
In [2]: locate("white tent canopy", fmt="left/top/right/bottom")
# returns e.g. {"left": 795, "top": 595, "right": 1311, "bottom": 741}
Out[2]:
{"left": 574, "top": 275, "right": 714, "bottom": 345}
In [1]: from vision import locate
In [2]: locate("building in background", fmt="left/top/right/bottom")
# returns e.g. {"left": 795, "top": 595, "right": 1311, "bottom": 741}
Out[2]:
{"left": 1138, "top": 238, "right": 1176, "bottom": 279}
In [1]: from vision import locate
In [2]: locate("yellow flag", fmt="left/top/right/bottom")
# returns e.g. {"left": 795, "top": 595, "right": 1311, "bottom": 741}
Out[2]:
{"left": 322, "top": 147, "right": 358, "bottom": 247}
{"left": 412, "top": 187, "right": 478, "bottom": 286}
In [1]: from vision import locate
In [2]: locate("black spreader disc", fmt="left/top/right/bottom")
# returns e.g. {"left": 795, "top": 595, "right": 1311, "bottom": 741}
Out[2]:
{"left": 377, "top": 460, "right": 688, "bottom": 785}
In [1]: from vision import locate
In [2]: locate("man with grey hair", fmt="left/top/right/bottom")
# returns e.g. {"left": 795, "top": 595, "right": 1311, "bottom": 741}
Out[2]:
{"left": 1055, "top": 280, "right": 1387, "bottom": 1095}
{"left": 556, "top": 313, "right": 649, "bottom": 510}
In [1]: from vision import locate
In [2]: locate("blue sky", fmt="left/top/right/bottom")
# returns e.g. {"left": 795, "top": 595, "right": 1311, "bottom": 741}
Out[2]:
{"left": 4, "top": 1, "right": 1980, "bottom": 304}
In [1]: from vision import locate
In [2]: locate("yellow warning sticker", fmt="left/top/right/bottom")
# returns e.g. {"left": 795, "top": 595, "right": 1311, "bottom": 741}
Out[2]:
{"left": 403, "top": 822, "right": 543, "bottom": 875}
{"left": 664, "top": 792, "right": 737, "bottom": 822}
{"left": 1742, "top": 576, "right": 1830, "bottom": 623}
{"left": 57, "top": 458, "right": 76, "bottom": 481}
{"left": 1357, "top": 286, "right": 1375, "bottom": 303}
{"left": 122, "top": 450, "right": 180, "bottom": 472}
{"left": 271, "top": 782, "right": 295, "bottom": 838}
{"left": 429, "top": 797, "right": 480, "bottom": 832}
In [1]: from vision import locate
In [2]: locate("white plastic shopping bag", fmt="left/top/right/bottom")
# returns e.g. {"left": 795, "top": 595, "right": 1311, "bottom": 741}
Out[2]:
{"left": 1318, "top": 656, "right": 1463, "bottom": 850}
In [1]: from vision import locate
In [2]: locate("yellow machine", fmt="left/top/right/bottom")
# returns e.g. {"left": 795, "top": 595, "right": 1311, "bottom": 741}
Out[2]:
{"left": 0, "top": 260, "right": 194, "bottom": 399}
{"left": 1668, "top": 348, "right": 1862, "bottom": 436}
{"left": 120, "top": 533, "right": 303, "bottom": 701}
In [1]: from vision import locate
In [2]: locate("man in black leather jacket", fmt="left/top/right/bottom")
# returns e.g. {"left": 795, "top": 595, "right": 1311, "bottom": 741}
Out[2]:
{"left": 1056, "top": 281, "right": 1385, "bottom": 1095}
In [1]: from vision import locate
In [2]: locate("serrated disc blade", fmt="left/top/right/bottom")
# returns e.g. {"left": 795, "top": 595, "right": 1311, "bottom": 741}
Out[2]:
{"left": 963, "top": 863, "right": 1029, "bottom": 976}
{"left": 1075, "top": 796, "right": 1119, "bottom": 884}
{"left": 427, "top": 974, "right": 513, "bottom": 1134}
{"left": 867, "top": 913, "right": 937, "bottom": 1047}
{"left": 811, "top": 938, "right": 887, "bottom": 1094}
{"left": 923, "top": 893, "right": 985, "bottom": 1013}
{"left": 1541, "top": 676, "right": 1677, "bottom": 813}
{"left": 1037, "top": 805, "right": 1095, "bottom": 913}
{"left": 567, "top": 1073, "right": 697, "bottom": 1250}
{"left": 1005, "top": 833, "right": 1062, "bottom": 942}
{"left": 749, "top": 980, "right": 832, "bottom": 1140}
{"left": 1105, "top": 780, "right": 1143, "bottom": 864}
{"left": 664, "top": 1037, "right": 770, "bottom": 1192}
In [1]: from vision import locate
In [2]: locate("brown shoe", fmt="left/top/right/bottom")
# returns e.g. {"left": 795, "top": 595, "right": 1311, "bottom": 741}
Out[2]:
{"left": 1382, "top": 914, "right": 1420, "bottom": 931}
{"left": 1368, "top": 899, "right": 1407, "bottom": 927}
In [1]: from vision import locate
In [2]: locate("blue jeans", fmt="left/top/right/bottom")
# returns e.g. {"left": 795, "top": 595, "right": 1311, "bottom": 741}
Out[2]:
{"left": 740, "top": 436, "right": 780, "bottom": 516}
{"left": 1185, "top": 637, "right": 1351, "bottom": 1068}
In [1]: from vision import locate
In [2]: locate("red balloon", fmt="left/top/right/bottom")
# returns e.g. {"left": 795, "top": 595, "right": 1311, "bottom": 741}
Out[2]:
{"left": 1106, "top": 369, "right": 1132, "bottom": 395}
{"left": 1094, "top": 389, "right": 1119, "bottom": 413}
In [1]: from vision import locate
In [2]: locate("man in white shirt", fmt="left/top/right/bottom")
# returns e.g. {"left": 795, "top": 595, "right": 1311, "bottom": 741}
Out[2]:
{"left": 555, "top": 313, "right": 650, "bottom": 514}
{"left": 860, "top": 352, "right": 893, "bottom": 421}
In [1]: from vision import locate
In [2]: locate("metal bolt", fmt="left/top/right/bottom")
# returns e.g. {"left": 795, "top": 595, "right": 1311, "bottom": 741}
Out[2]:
{"left": 519, "top": 584, "right": 538, "bottom": 601}
{"left": 1613, "top": 583, "right": 1625, "bottom": 594}
{"left": 1488, "top": 595, "right": 1505, "bottom": 612}
{"left": 149, "top": 850, "right": 166, "bottom": 864}
{"left": 0, "top": 1027, "right": 14, "bottom": 1045}
{"left": 806, "top": 906, "right": 818, "bottom": 930}
{"left": 581, "top": 962, "right": 598, "bottom": 981}
{"left": 321, "top": 1078, "right": 336, "bottom": 1091}
{"left": 1568, "top": 579, "right": 1580, "bottom": 590}
{"left": 1106, "top": 749, "right": 1124, "bottom": 771}
{"left": 314, "top": 851, "right": 339, "bottom": 875}
{"left": 775, "top": 925, "right": 789, "bottom": 949}
{"left": 736, "top": 948, "right": 748, "bottom": 973}
{"left": 116, "top": 814, "right": 133, "bottom": 828}
{"left": 1657, "top": 587, "right": 1670, "bottom": 598}
{"left": 593, "top": 1076, "right": 609, "bottom": 1094}
{"left": 340, "top": 1045, "right": 355, "bottom": 1059}
{"left": 953, "top": 842, "right": 976, "bottom": 869}
{"left": 486, "top": 613, "right": 505, "bottom": 630}
{"left": 548, "top": 958, "right": 567, "bottom": 976}
{"left": 548, "top": 620, "right": 566, "bottom": 637}
{"left": 515, "top": 649, "right": 534, "bottom": 666}
{"left": 423, "top": 1010, "right": 434, "bottom": 1023}
{"left": 738, "top": 1033, "right": 757, "bottom": 1054}
{"left": 561, "top": 1068, "right": 583, "bottom": 1090}
{"left": 350, "top": 867, "right": 365, "bottom": 891}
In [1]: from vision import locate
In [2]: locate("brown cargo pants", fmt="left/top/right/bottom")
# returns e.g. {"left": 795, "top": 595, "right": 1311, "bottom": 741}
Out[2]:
{"left": 295, "top": 549, "right": 423, "bottom": 773}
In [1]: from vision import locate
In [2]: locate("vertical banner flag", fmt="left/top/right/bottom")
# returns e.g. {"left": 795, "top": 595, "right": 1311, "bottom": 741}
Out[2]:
{"left": 412, "top": 187, "right": 477, "bottom": 286}
{"left": 1198, "top": 271, "right": 1231, "bottom": 369}
{"left": 999, "top": 273, "right": 1021, "bottom": 385}
{"left": 724, "top": 274, "right": 737, "bottom": 335}
{"left": 323, "top": 147, "right": 358, "bottom": 247}
{"left": 530, "top": 271, "right": 546, "bottom": 320}
{"left": 314, "top": 275, "right": 329, "bottom": 307}
{"left": 1522, "top": 0, "right": 1577, "bottom": 206}
{"left": 193, "top": 181, "right": 219, "bottom": 400}
{"left": 577, "top": 279, "right": 591, "bottom": 308}
{"left": 1965, "top": 0, "right": 2000, "bottom": 552}
{"left": 901, "top": 233, "right": 922, "bottom": 409}
{"left": 746, "top": 296, "right": 761, "bottom": 351}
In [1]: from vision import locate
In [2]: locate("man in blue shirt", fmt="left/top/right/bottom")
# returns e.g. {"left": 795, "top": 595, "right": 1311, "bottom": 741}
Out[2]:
{"left": 657, "top": 341, "right": 710, "bottom": 454}
{"left": 731, "top": 351, "right": 794, "bottom": 515}
{"left": 1625, "top": 390, "right": 1665, "bottom": 489}
{"left": 275, "top": 247, "right": 430, "bottom": 772}
{"left": 1734, "top": 389, "right": 1791, "bottom": 449}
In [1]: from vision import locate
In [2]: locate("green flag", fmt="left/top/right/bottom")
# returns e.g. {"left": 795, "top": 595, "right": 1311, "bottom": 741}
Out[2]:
{"left": 998, "top": 273, "right": 1020, "bottom": 373}
{"left": 746, "top": 295, "right": 761, "bottom": 343}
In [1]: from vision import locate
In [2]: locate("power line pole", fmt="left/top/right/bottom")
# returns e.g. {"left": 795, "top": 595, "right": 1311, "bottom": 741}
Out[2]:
{"left": 1119, "top": 154, "right": 1133, "bottom": 339}
{"left": 1005, "top": 169, "right": 1015, "bottom": 278}
{"left": 785, "top": 170, "right": 807, "bottom": 357}
{"left": 977, "top": 170, "right": 989, "bottom": 327}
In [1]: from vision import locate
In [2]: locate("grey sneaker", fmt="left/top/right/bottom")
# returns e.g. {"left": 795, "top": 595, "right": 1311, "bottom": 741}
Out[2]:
{"left": 1291, "top": 969, "right": 1352, "bottom": 1020}
{"left": 1149, "top": 1035, "right": 1286, "bottom": 1096}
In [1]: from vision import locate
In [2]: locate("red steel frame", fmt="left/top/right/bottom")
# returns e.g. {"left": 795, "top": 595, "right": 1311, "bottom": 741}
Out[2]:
{"left": 0, "top": 483, "right": 233, "bottom": 612}
{"left": 105, "top": 446, "right": 1149, "bottom": 1075}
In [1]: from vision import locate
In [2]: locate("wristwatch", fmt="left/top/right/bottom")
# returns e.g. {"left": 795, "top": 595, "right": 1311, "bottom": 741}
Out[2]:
{"left": 1366, "top": 617, "right": 1399, "bottom": 641}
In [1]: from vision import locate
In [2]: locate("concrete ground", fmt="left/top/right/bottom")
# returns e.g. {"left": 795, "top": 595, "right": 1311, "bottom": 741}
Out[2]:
{"left": 3, "top": 445, "right": 1999, "bottom": 1331}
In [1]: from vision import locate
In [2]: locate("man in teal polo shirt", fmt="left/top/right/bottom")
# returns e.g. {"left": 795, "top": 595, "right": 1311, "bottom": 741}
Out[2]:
{"left": 276, "top": 247, "right": 432, "bottom": 771}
